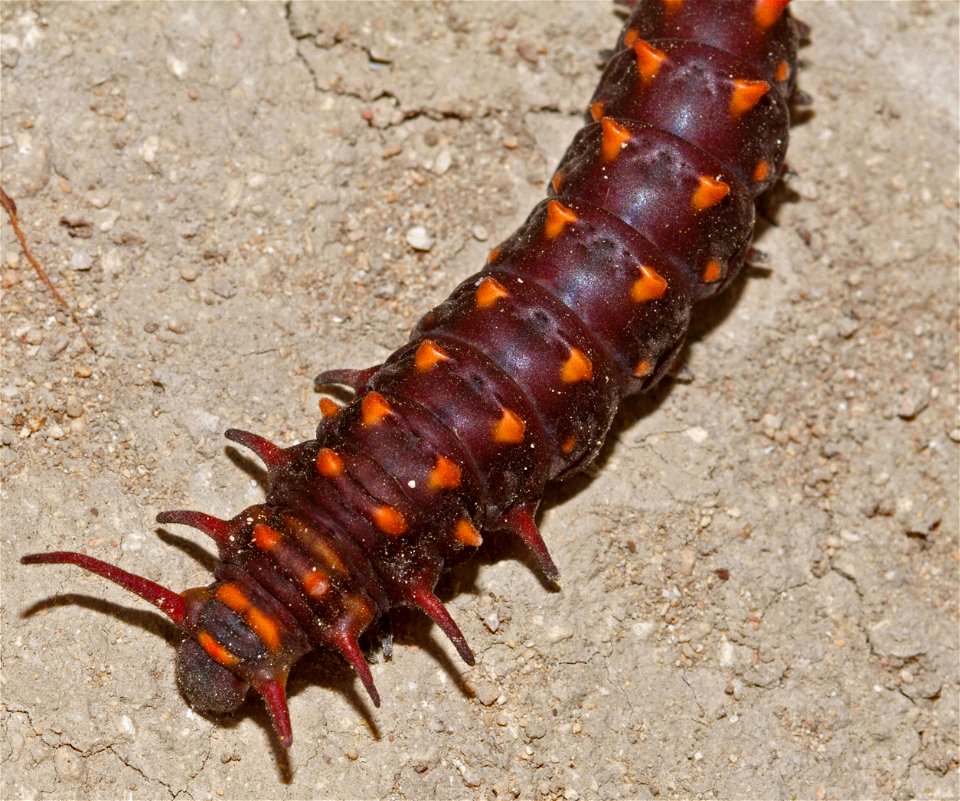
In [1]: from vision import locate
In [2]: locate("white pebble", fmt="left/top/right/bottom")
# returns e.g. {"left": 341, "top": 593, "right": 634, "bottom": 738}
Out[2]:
{"left": 406, "top": 226, "right": 434, "bottom": 252}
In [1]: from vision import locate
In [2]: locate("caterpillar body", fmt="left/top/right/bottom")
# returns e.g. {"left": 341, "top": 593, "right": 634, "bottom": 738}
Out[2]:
{"left": 22, "top": 0, "right": 805, "bottom": 749}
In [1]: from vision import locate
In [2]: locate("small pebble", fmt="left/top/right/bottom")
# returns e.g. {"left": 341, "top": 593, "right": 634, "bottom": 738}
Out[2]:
{"left": 140, "top": 135, "right": 160, "bottom": 164}
{"left": 433, "top": 149, "right": 452, "bottom": 175}
{"left": 406, "top": 226, "right": 434, "bottom": 252}
{"left": 516, "top": 39, "right": 539, "bottom": 64}
{"left": 471, "top": 225, "right": 489, "bottom": 242}
{"left": 25, "top": 328, "right": 43, "bottom": 345}
{"left": 167, "top": 318, "right": 188, "bottom": 334}
{"left": 483, "top": 611, "right": 500, "bottom": 633}
{"left": 180, "top": 266, "right": 198, "bottom": 282}
{"left": 474, "top": 681, "right": 500, "bottom": 706}
{"left": 212, "top": 278, "right": 236, "bottom": 299}
{"left": 65, "top": 397, "right": 83, "bottom": 418}
{"left": 75, "top": 365, "right": 92, "bottom": 378}
{"left": 85, "top": 189, "right": 112, "bottom": 209}
{"left": 70, "top": 251, "right": 93, "bottom": 271}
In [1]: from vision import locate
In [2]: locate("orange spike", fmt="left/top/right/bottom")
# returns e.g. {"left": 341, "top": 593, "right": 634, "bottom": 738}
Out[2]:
{"left": 754, "top": 0, "right": 790, "bottom": 31}
{"left": 493, "top": 408, "right": 525, "bottom": 444}
{"left": 319, "top": 397, "right": 341, "bottom": 418}
{"left": 702, "top": 259, "right": 723, "bottom": 283}
{"left": 622, "top": 28, "right": 639, "bottom": 48}
{"left": 663, "top": 0, "right": 683, "bottom": 14}
{"left": 315, "top": 447, "right": 344, "bottom": 478}
{"left": 633, "top": 39, "right": 668, "bottom": 85}
{"left": 630, "top": 264, "right": 668, "bottom": 303}
{"left": 361, "top": 391, "right": 391, "bottom": 427}
{"left": 775, "top": 59, "right": 791, "bottom": 83}
{"left": 729, "top": 79, "right": 770, "bottom": 118}
{"left": 752, "top": 158, "right": 771, "bottom": 183}
{"left": 544, "top": 200, "right": 577, "bottom": 240}
{"left": 408, "top": 584, "right": 475, "bottom": 665}
{"left": 197, "top": 631, "right": 239, "bottom": 668}
{"left": 428, "top": 455, "right": 462, "bottom": 490}
{"left": 600, "top": 117, "right": 632, "bottom": 163}
{"left": 551, "top": 170, "right": 565, "bottom": 193}
{"left": 371, "top": 505, "right": 407, "bottom": 537}
{"left": 254, "top": 677, "right": 293, "bottom": 749}
{"left": 302, "top": 568, "right": 329, "bottom": 600}
{"left": 561, "top": 434, "right": 576, "bottom": 455}
{"left": 332, "top": 631, "right": 381, "bottom": 707}
{"left": 245, "top": 607, "right": 282, "bottom": 652}
{"left": 253, "top": 522, "right": 281, "bottom": 551}
{"left": 560, "top": 348, "right": 593, "bottom": 384}
{"left": 691, "top": 175, "right": 730, "bottom": 211}
{"left": 475, "top": 276, "right": 509, "bottom": 309}
{"left": 634, "top": 358, "right": 653, "bottom": 378}
{"left": 589, "top": 99, "right": 605, "bottom": 122}
{"left": 415, "top": 340, "right": 450, "bottom": 372}
{"left": 454, "top": 518, "right": 482, "bottom": 548}
{"left": 486, "top": 246, "right": 502, "bottom": 264}
{"left": 499, "top": 503, "right": 559, "bottom": 581}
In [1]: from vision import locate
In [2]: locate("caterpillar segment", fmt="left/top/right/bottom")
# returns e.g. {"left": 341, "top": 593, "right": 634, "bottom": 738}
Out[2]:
{"left": 22, "top": 0, "right": 803, "bottom": 749}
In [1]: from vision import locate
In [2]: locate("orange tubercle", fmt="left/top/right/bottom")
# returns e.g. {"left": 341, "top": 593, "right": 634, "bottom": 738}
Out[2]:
{"left": 754, "top": 0, "right": 790, "bottom": 31}
{"left": 197, "top": 631, "right": 239, "bottom": 668}
{"left": 315, "top": 447, "right": 344, "bottom": 478}
{"left": 493, "top": 408, "right": 526, "bottom": 444}
{"left": 752, "top": 158, "right": 771, "bottom": 183}
{"left": 415, "top": 339, "right": 450, "bottom": 372}
{"left": 454, "top": 518, "right": 482, "bottom": 548}
{"left": 560, "top": 348, "right": 593, "bottom": 384}
{"left": 475, "top": 276, "right": 509, "bottom": 309}
{"left": 544, "top": 200, "right": 577, "bottom": 240}
{"left": 372, "top": 505, "right": 408, "bottom": 537}
{"left": 702, "top": 259, "right": 723, "bottom": 283}
{"left": 561, "top": 434, "right": 577, "bottom": 455}
{"left": 691, "top": 175, "right": 730, "bottom": 211}
{"left": 630, "top": 264, "right": 668, "bottom": 303}
{"left": 253, "top": 522, "right": 281, "bottom": 551}
{"left": 633, "top": 39, "right": 668, "bottom": 85}
{"left": 486, "top": 246, "right": 502, "bottom": 264}
{"left": 600, "top": 117, "right": 632, "bottom": 163}
{"left": 634, "top": 359, "right": 653, "bottom": 378}
{"left": 302, "top": 569, "right": 329, "bottom": 599}
{"left": 318, "top": 397, "right": 341, "bottom": 418}
{"left": 775, "top": 59, "right": 791, "bottom": 83}
{"left": 662, "top": 0, "right": 683, "bottom": 14}
{"left": 551, "top": 170, "right": 565, "bottom": 193}
{"left": 729, "top": 79, "right": 770, "bottom": 118}
{"left": 428, "top": 454, "right": 462, "bottom": 490}
{"left": 361, "top": 391, "right": 391, "bottom": 427}
{"left": 589, "top": 99, "right": 605, "bottom": 122}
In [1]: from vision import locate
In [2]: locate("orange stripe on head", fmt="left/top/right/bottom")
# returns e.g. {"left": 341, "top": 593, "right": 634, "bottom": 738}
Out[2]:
{"left": 729, "top": 79, "right": 770, "bottom": 118}
{"left": 560, "top": 348, "right": 593, "bottom": 384}
{"left": 428, "top": 455, "right": 462, "bottom": 490}
{"left": 372, "top": 506, "right": 407, "bottom": 536}
{"left": 415, "top": 340, "right": 449, "bottom": 372}
{"left": 197, "top": 631, "right": 239, "bottom": 668}
{"left": 253, "top": 522, "right": 281, "bottom": 551}
{"left": 216, "top": 583, "right": 250, "bottom": 613}
{"left": 493, "top": 408, "right": 525, "bottom": 444}
{"left": 454, "top": 518, "right": 482, "bottom": 548}
{"left": 245, "top": 606, "right": 282, "bottom": 652}
{"left": 633, "top": 39, "right": 668, "bottom": 85}
{"left": 544, "top": 200, "right": 577, "bottom": 240}
{"left": 600, "top": 117, "right": 632, "bottom": 163}
{"left": 630, "top": 264, "right": 668, "bottom": 303}
{"left": 755, "top": 0, "right": 789, "bottom": 31}
{"left": 475, "top": 276, "right": 509, "bottom": 309}
{"left": 691, "top": 175, "right": 730, "bottom": 211}
{"left": 361, "top": 391, "right": 391, "bottom": 427}
{"left": 316, "top": 447, "right": 344, "bottom": 478}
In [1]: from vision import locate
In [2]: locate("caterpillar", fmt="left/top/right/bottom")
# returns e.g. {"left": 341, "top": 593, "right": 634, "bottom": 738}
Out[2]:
{"left": 20, "top": 0, "right": 805, "bottom": 752}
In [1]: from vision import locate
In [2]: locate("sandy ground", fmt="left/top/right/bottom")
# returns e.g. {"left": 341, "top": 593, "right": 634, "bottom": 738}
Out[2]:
{"left": 1, "top": 2, "right": 958, "bottom": 799}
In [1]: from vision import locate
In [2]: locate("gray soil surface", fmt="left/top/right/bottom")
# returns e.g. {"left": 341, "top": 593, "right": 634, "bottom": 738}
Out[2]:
{"left": 2, "top": 2, "right": 958, "bottom": 799}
